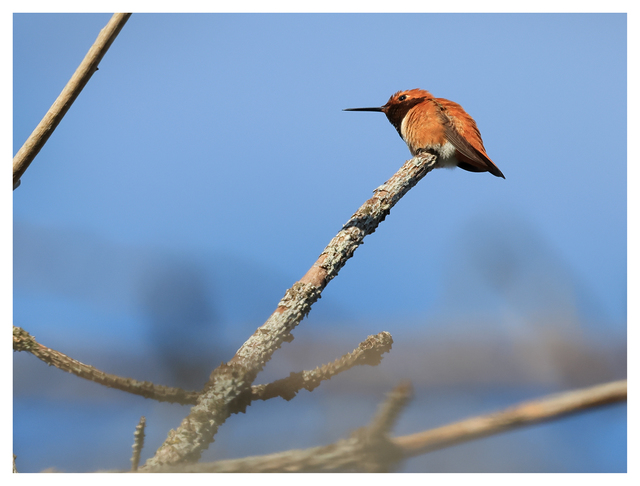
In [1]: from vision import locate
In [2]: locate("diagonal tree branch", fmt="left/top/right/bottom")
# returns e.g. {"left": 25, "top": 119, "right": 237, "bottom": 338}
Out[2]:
{"left": 141, "top": 379, "right": 626, "bottom": 473}
{"left": 13, "top": 13, "right": 131, "bottom": 190}
{"left": 143, "top": 152, "right": 438, "bottom": 468}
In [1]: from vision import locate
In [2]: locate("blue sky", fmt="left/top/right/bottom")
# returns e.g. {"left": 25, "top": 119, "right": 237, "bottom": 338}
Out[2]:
{"left": 14, "top": 13, "right": 626, "bottom": 327}
{"left": 12, "top": 12, "right": 627, "bottom": 472}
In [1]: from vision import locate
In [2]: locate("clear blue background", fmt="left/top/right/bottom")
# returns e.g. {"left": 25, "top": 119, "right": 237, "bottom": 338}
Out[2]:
{"left": 13, "top": 13, "right": 626, "bottom": 472}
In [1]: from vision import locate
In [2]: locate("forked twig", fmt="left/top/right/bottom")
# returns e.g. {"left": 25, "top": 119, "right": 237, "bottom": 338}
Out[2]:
{"left": 143, "top": 383, "right": 414, "bottom": 473}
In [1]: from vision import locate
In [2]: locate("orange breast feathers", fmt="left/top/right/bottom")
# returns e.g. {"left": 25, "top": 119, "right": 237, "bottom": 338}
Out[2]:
{"left": 400, "top": 100, "right": 449, "bottom": 156}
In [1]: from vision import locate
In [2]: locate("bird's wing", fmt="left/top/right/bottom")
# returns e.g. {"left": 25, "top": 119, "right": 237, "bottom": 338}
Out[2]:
{"left": 433, "top": 98, "right": 505, "bottom": 178}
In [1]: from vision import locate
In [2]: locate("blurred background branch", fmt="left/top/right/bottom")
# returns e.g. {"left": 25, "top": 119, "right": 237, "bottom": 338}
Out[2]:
{"left": 143, "top": 379, "right": 625, "bottom": 473}
{"left": 144, "top": 382, "right": 414, "bottom": 473}
{"left": 394, "top": 379, "right": 627, "bottom": 458}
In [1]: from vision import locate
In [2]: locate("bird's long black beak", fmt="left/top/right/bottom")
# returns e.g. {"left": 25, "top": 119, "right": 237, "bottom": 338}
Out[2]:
{"left": 343, "top": 107, "right": 384, "bottom": 112}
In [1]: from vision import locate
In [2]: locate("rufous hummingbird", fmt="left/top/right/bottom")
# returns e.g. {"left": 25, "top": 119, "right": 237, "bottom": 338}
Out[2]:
{"left": 344, "top": 88, "right": 505, "bottom": 178}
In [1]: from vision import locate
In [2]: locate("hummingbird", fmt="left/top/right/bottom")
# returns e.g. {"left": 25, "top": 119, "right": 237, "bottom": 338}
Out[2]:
{"left": 344, "top": 88, "right": 505, "bottom": 178}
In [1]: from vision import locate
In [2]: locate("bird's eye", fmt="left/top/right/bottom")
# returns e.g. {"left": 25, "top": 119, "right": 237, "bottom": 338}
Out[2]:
{"left": 398, "top": 95, "right": 408, "bottom": 101}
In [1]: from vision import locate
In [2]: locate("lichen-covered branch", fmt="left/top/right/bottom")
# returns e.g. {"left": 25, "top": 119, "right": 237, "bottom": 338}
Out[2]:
{"left": 143, "top": 153, "right": 437, "bottom": 468}
{"left": 249, "top": 331, "right": 393, "bottom": 402}
{"left": 13, "top": 13, "right": 131, "bottom": 189}
{"left": 141, "top": 379, "right": 626, "bottom": 473}
{"left": 13, "top": 326, "right": 199, "bottom": 405}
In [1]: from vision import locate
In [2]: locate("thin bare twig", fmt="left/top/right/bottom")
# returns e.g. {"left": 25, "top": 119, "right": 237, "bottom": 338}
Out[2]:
{"left": 13, "top": 13, "right": 131, "bottom": 189}
{"left": 366, "top": 381, "right": 412, "bottom": 439}
{"left": 131, "top": 417, "right": 146, "bottom": 472}
{"left": 142, "top": 379, "right": 626, "bottom": 473}
{"left": 144, "top": 152, "right": 438, "bottom": 468}
{"left": 13, "top": 326, "right": 199, "bottom": 404}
